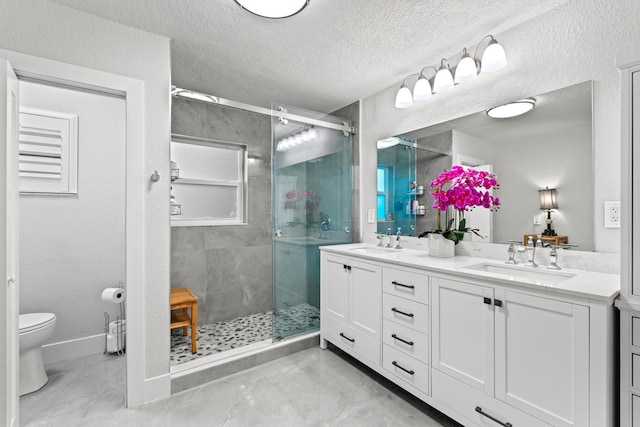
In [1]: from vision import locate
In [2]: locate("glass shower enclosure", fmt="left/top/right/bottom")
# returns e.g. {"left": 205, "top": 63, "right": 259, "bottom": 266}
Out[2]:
{"left": 271, "top": 104, "right": 353, "bottom": 340}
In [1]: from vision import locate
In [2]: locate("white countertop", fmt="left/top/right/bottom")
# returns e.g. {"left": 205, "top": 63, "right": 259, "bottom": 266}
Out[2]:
{"left": 320, "top": 243, "right": 620, "bottom": 304}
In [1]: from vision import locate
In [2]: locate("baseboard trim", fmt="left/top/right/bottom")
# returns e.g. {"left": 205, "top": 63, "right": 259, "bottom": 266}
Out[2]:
{"left": 42, "top": 333, "right": 105, "bottom": 364}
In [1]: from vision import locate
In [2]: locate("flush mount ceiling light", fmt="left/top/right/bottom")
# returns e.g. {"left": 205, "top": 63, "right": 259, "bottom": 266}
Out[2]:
{"left": 486, "top": 98, "right": 536, "bottom": 119}
{"left": 171, "top": 87, "right": 219, "bottom": 104}
{"left": 394, "top": 34, "right": 507, "bottom": 109}
{"left": 234, "top": 0, "right": 310, "bottom": 19}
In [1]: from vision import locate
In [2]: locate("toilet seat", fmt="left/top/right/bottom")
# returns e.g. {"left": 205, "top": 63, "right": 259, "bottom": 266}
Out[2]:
{"left": 19, "top": 313, "right": 56, "bottom": 334}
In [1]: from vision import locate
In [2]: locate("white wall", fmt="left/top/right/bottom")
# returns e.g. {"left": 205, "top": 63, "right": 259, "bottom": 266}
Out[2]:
{"left": 0, "top": 0, "right": 171, "bottom": 400}
{"left": 360, "top": 0, "right": 638, "bottom": 253}
{"left": 18, "top": 81, "right": 126, "bottom": 344}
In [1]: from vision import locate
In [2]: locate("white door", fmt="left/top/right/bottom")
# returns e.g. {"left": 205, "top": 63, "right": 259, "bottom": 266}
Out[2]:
{"left": 432, "top": 277, "right": 494, "bottom": 395}
{"left": 321, "top": 254, "right": 349, "bottom": 322}
{"left": 0, "top": 58, "right": 20, "bottom": 427}
{"left": 494, "top": 290, "right": 589, "bottom": 427}
{"left": 348, "top": 259, "right": 381, "bottom": 339}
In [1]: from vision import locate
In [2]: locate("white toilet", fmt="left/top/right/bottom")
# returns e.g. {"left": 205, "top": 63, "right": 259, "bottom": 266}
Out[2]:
{"left": 19, "top": 313, "right": 56, "bottom": 396}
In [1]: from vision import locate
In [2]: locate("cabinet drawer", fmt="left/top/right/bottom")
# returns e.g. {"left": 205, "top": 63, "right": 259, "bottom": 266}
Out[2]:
{"left": 322, "top": 315, "right": 380, "bottom": 366}
{"left": 382, "top": 267, "right": 429, "bottom": 304}
{"left": 634, "top": 353, "right": 640, "bottom": 389}
{"left": 432, "top": 369, "right": 551, "bottom": 427}
{"left": 383, "top": 293, "right": 429, "bottom": 333}
{"left": 382, "top": 318, "right": 429, "bottom": 363}
{"left": 633, "top": 316, "right": 640, "bottom": 347}
{"left": 383, "top": 344, "right": 429, "bottom": 395}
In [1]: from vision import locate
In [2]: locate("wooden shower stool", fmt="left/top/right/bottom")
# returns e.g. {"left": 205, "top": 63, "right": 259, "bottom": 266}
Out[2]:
{"left": 170, "top": 287, "right": 198, "bottom": 354}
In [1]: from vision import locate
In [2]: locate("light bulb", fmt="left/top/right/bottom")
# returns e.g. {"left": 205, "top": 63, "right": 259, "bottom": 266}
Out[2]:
{"left": 433, "top": 62, "right": 454, "bottom": 93}
{"left": 301, "top": 130, "right": 311, "bottom": 141}
{"left": 481, "top": 38, "right": 507, "bottom": 73}
{"left": 276, "top": 140, "right": 285, "bottom": 152}
{"left": 294, "top": 134, "right": 303, "bottom": 145}
{"left": 308, "top": 127, "right": 318, "bottom": 140}
{"left": 395, "top": 84, "right": 413, "bottom": 108}
{"left": 454, "top": 49, "right": 478, "bottom": 84}
{"left": 412, "top": 76, "right": 432, "bottom": 101}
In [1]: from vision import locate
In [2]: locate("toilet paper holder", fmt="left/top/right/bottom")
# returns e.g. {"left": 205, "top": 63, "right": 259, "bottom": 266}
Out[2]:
{"left": 103, "top": 283, "right": 126, "bottom": 355}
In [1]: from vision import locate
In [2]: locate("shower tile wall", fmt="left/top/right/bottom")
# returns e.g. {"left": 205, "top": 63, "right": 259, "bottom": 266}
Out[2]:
{"left": 416, "top": 131, "right": 453, "bottom": 233}
{"left": 171, "top": 98, "right": 272, "bottom": 324}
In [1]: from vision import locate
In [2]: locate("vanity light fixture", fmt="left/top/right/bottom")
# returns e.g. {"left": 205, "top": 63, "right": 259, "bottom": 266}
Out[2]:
{"left": 433, "top": 59, "right": 455, "bottom": 93}
{"left": 539, "top": 187, "right": 558, "bottom": 236}
{"left": 234, "top": 0, "right": 310, "bottom": 19}
{"left": 276, "top": 126, "right": 318, "bottom": 152}
{"left": 394, "top": 34, "right": 507, "bottom": 108}
{"left": 171, "top": 87, "right": 219, "bottom": 104}
{"left": 486, "top": 98, "right": 536, "bottom": 118}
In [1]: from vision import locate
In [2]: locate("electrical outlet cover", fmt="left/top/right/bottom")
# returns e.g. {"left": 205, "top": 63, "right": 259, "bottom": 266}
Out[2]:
{"left": 604, "top": 201, "right": 621, "bottom": 228}
{"left": 367, "top": 208, "right": 376, "bottom": 223}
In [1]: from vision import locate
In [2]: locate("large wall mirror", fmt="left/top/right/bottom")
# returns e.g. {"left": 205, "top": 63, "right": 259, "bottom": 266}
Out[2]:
{"left": 376, "top": 81, "right": 594, "bottom": 251}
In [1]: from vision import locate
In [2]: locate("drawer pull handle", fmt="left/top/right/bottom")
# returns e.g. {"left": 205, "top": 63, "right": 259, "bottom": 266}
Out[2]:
{"left": 343, "top": 264, "right": 352, "bottom": 271}
{"left": 339, "top": 332, "right": 355, "bottom": 343}
{"left": 392, "top": 280, "right": 415, "bottom": 289}
{"left": 391, "top": 307, "right": 414, "bottom": 318}
{"left": 392, "top": 361, "right": 414, "bottom": 375}
{"left": 483, "top": 297, "right": 492, "bottom": 305}
{"left": 475, "top": 406, "right": 512, "bottom": 427}
{"left": 494, "top": 299, "right": 503, "bottom": 307}
{"left": 391, "top": 334, "right": 414, "bottom": 346}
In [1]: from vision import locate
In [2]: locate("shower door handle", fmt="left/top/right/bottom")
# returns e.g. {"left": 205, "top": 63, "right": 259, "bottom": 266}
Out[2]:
{"left": 7, "top": 275, "right": 16, "bottom": 285}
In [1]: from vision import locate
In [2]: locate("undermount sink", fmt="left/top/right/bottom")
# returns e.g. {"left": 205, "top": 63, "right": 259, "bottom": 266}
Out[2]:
{"left": 462, "top": 263, "right": 576, "bottom": 285}
{"left": 348, "top": 246, "right": 397, "bottom": 255}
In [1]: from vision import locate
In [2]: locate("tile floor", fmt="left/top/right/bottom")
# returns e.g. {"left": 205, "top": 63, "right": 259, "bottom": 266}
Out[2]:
{"left": 170, "top": 304, "right": 321, "bottom": 366}
{"left": 21, "top": 345, "right": 462, "bottom": 426}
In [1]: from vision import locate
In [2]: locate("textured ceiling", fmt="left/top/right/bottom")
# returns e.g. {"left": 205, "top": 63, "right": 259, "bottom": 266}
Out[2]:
{"left": 51, "top": 0, "right": 569, "bottom": 113}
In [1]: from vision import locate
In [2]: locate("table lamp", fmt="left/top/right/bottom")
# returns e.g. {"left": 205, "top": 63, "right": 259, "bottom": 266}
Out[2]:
{"left": 539, "top": 187, "right": 558, "bottom": 236}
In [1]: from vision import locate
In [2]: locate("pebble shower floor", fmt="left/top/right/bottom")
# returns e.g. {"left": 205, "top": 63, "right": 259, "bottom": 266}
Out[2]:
{"left": 170, "top": 303, "right": 320, "bottom": 365}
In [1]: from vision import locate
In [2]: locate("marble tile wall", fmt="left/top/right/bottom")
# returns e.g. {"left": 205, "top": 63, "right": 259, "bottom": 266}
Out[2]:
{"left": 171, "top": 98, "right": 273, "bottom": 323}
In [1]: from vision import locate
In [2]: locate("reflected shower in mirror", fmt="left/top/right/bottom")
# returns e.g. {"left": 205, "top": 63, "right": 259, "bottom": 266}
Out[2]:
{"left": 376, "top": 81, "right": 593, "bottom": 251}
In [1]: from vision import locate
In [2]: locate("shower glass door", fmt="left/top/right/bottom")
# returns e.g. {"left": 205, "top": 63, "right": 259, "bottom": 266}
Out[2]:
{"left": 271, "top": 104, "right": 352, "bottom": 340}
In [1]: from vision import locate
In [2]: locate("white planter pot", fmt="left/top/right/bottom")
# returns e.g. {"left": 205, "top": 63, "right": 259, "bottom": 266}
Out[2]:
{"left": 428, "top": 233, "right": 455, "bottom": 258}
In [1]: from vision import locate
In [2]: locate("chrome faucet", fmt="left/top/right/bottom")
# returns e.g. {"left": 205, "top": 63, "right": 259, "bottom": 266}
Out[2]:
{"left": 547, "top": 245, "right": 561, "bottom": 269}
{"left": 320, "top": 214, "right": 332, "bottom": 231}
{"left": 376, "top": 233, "right": 384, "bottom": 247}
{"left": 394, "top": 228, "right": 402, "bottom": 249}
{"left": 505, "top": 242, "right": 518, "bottom": 264}
{"left": 523, "top": 237, "right": 538, "bottom": 267}
{"left": 385, "top": 228, "right": 393, "bottom": 248}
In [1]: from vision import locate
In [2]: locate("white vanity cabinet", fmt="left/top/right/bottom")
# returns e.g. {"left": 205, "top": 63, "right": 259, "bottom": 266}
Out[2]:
{"left": 320, "top": 252, "right": 382, "bottom": 365}
{"left": 381, "top": 267, "right": 430, "bottom": 396}
{"left": 618, "top": 56, "right": 640, "bottom": 427}
{"left": 319, "top": 245, "right": 618, "bottom": 427}
{"left": 432, "top": 277, "right": 589, "bottom": 427}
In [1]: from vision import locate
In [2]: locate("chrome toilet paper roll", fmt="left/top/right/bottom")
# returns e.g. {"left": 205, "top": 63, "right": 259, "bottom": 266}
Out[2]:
{"left": 101, "top": 287, "right": 126, "bottom": 303}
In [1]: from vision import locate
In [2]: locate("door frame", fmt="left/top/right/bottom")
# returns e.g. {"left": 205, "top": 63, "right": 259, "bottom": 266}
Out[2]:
{"left": 0, "top": 49, "right": 147, "bottom": 409}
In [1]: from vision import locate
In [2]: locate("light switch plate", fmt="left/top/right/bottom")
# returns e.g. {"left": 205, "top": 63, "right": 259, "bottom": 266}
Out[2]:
{"left": 367, "top": 208, "right": 376, "bottom": 223}
{"left": 604, "top": 201, "right": 621, "bottom": 228}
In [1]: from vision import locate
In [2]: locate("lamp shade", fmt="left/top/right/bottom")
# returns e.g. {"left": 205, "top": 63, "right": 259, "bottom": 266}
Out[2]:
{"left": 413, "top": 76, "right": 432, "bottom": 101}
{"left": 395, "top": 85, "right": 413, "bottom": 108}
{"left": 433, "top": 63, "right": 454, "bottom": 93}
{"left": 480, "top": 38, "right": 507, "bottom": 73}
{"left": 539, "top": 188, "right": 558, "bottom": 210}
{"left": 454, "top": 49, "right": 478, "bottom": 84}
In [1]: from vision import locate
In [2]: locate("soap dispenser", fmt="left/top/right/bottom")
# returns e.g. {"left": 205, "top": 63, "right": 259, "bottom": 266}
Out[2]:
{"left": 170, "top": 186, "right": 182, "bottom": 216}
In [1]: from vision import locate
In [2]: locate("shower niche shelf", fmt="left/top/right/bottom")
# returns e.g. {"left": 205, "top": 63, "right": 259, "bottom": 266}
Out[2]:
{"left": 170, "top": 134, "right": 248, "bottom": 227}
